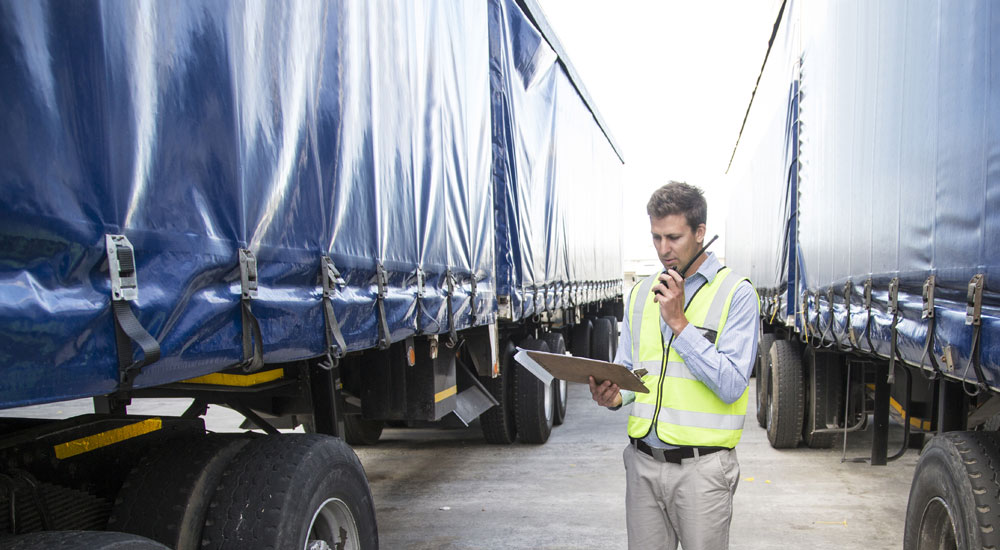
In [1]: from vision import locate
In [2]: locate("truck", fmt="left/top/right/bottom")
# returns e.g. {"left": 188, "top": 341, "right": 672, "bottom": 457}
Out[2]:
{"left": 0, "top": 0, "right": 624, "bottom": 548}
{"left": 725, "top": 1, "right": 999, "bottom": 548}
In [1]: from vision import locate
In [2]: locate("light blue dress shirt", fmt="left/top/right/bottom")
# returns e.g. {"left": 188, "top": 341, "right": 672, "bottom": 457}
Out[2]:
{"left": 613, "top": 252, "right": 759, "bottom": 449}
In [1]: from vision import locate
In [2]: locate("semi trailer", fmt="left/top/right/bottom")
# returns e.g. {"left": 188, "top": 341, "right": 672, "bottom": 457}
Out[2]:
{"left": 0, "top": 0, "right": 624, "bottom": 548}
{"left": 726, "top": 1, "right": 999, "bottom": 548}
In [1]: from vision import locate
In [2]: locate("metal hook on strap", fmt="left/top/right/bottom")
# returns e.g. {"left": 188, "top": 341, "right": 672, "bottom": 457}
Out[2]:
{"left": 844, "top": 280, "right": 856, "bottom": 350}
{"left": 823, "top": 287, "right": 840, "bottom": 349}
{"left": 375, "top": 263, "right": 391, "bottom": 350}
{"left": 799, "top": 290, "right": 812, "bottom": 343}
{"left": 322, "top": 256, "right": 347, "bottom": 363}
{"left": 862, "top": 278, "right": 877, "bottom": 356}
{"left": 106, "top": 235, "right": 161, "bottom": 392}
{"left": 916, "top": 275, "right": 941, "bottom": 381}
{"left": 960, "top": 274, "right": 988, "bottom": 396}
{"left": 444, "top": 269, "right": 459, "bottom": 348}
{"left": 887, "top": 278, "right": 902, "bottom": 384}
{"left": 238, "top": 248, "right": 264, "bottom": 373}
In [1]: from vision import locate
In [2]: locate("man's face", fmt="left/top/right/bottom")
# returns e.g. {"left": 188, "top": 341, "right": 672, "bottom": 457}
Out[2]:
{"left": 650, "top": 214, "right": 706, "bottom": 275}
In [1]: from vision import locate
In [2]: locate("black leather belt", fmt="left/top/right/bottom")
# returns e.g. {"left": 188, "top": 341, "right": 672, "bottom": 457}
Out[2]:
{"left": 631, "top": 438, "right": 728, "bottom": 464}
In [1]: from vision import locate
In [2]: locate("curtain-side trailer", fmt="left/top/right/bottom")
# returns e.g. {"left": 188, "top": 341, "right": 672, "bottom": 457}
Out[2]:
{"left": 726, "top": 1, "right": 1000, "bottom": 548}
{"left": 0, "top": 1, "right": 624, "bottom": 548}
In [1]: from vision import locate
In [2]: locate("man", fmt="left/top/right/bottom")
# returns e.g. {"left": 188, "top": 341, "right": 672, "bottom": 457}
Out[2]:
{"left": 590, "top": 181, "right": 759, "bottom": 550}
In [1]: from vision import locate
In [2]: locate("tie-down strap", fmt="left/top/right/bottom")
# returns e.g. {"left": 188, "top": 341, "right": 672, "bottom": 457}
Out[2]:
{"left": 238, "top": 249, "right": 264, "bottom": 372}
{"left": 106, "top": 235, "right": 161, "bottom": 392}
{"left": 322, "top": 256, "right": 347, "bottom": 359}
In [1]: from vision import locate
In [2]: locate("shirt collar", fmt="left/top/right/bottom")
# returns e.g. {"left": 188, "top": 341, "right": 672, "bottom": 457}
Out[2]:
{"left": 689, "top": 251, "right": 722, "bottom": 285}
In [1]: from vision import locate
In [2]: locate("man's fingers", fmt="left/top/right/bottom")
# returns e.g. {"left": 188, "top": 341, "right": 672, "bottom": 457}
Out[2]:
{"left": 590, "top": 376, "right": 621, "bottom": 406}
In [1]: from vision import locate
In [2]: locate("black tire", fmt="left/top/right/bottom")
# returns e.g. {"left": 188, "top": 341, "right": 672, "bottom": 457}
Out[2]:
{"left": 514, "top": 337, "right": 554, "bottom": 444}
{"left": 107, "top": 435, "right": 251, "bottom": 550}
{"left": 543, "top": 332, "right": 569, "bottom": 426}
{"left": 766, "top": 339, "right": 804, "bottom": 448}
{"left": 201, "top": 434, "right": 377, "bottom": 550}
{"left": 803, "top": 347, "right": 838, "bottom": 449}
{"left": 591, "top": 317, "right": 614, "bottom": 363}
{"left": 570, "top": 320, "right": 592, "bottom": 358}
{"left": 755, "top": 332, "right": 776, "bottom": 429}
{"left": 344, "top": 415, "right": 384, "bottom": 446}
{"left": 904, "top": 431, "right": 1000, "bottom": 550}
{"left": 3, "top": 531, "right": 170, "bottom": 550}
{"left": 480, "top": 339, "right": 518, "bottom": 444}
{"left": 601, "top": 315, "right": 620, "bottom": 359}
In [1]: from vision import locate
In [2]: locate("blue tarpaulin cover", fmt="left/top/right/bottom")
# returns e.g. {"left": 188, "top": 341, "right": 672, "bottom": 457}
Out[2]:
{"left": 0, "top": 0, "right": 623, "bottom": 408}
{"left": 726, "top": 0, "right": 1000, "bottom": 388}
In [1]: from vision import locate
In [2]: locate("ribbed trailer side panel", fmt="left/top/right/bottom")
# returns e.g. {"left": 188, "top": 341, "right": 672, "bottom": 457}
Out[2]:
{"left": 726, "top": 0, "right": 1000, "bottom": 387}
{"left": 0, "top": 1, "right": 494, "bottom": 407}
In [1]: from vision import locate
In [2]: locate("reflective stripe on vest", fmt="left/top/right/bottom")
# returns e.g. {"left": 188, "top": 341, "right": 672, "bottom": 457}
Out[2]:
{"left": 626, "top": 267, "right": 752, "bottom": 448}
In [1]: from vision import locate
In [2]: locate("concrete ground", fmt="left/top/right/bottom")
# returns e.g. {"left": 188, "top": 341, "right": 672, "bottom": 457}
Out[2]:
{"left": 2, "top": 380, "right": 919, "bottom": 549}
{"left": 354, "top": 382, "right": 918, "bottom": 550}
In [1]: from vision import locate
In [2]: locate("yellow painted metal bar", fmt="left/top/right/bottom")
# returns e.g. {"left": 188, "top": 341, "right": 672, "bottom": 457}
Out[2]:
{"left": 54, "top": 418, "right": 162, "bottom": 459}
{"left": 182, "top": 368, "right": 284, "bottom": 387}
{"left": 865, "top": 383, "right": 931, "bottom": 431}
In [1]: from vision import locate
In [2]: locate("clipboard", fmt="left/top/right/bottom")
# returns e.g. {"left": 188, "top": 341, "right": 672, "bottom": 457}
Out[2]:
{"left": 514, "top": 349, "right": 649, "bottom": 393}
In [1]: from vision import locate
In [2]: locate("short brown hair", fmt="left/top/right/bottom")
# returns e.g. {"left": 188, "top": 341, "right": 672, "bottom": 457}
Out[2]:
{"left": 646, "top": 181, "right": 707, "bottom": 231}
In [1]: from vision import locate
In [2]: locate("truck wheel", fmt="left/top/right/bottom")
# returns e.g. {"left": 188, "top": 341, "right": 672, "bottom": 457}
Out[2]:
{"left": 591, "top": 317, "right": 614, "bottom": 363}
{"left": 480, "top": 339, "right": 518, "bottom": 444}
{"left": 755, "top": 333, "right": 776, "bottom": 429}
{"left": 108, "top": 434, "right": 251, "bottom": 550}
{"left": 3, "top": 531, "right": 170, "bottom": 549}
{"left": 344, "top": 415, "right": 384, "bottom": 446}
{"left": 766, "top": 340, "right": 804, "bottom": 448}
{"left": 515, "top": 337, "right": 554, "bottom": 444}
{"left": 543, "top": 332, "right": 569, "bottom": 425}
{"left": 201, "top": 434, "right": 377, "bottom": 550}
{"left": 803, "top": 347, "right": 837, "bottom": 449}
{"left": 601, "top": 315, "right": 620, "bottom": 358}
{"left": 904, "top": 431, "right": 1000, "bottom": 550}
{"left": 570, "top": 320, "right": 592, "bottom": 358}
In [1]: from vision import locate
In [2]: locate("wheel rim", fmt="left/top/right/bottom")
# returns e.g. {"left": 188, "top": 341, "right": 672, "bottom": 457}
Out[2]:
{"left": 559, "top": 380, "right": 568, "bottom": 409}
{"left": 917, "top": 496, "right": 958, "bottom": 550}
{"left": 306, "top": 497, "right": 361, "bottom": 550}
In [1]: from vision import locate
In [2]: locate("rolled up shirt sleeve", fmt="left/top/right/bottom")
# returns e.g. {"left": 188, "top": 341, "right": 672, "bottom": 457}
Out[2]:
{"left": 670, "top": 281, "right": 759, "bottom": 404}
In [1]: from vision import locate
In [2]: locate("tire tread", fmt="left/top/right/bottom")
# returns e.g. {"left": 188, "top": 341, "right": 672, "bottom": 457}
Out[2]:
{"left": 766, "top": 340, "right": 804, "bottom": 448}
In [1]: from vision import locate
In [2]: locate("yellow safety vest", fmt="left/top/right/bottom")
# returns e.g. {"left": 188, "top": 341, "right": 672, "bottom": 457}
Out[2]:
{"left": 626, "top": 267, "right": 752, "bottom": 448}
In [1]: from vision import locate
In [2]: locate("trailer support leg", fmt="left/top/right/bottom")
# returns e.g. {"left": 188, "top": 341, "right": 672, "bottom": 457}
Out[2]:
{"left": 871, "top": 363, "right": 890, "bottom": 466}
{"left": 310, "top": 359, "right": 345, "bottom": 438}
{"left": 93, "top": 395, "right": 129, "bottom": 415}
{"left": 936, "top": 379, "right": 967, "bottom": 434}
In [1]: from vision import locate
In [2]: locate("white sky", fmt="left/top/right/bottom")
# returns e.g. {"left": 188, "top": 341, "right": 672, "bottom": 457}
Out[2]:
{"left": 535, "top": 0, "right": 782, "bottom": 268}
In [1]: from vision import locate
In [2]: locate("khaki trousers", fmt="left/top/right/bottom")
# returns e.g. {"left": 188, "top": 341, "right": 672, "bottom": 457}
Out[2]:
{"left": 623, "top": 443, "right": 740, "bottom": 550}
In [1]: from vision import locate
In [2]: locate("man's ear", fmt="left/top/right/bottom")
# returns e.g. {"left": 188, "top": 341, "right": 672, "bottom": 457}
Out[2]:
{"left": 695, "top": 224, "right": 706, "bottom": 244}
